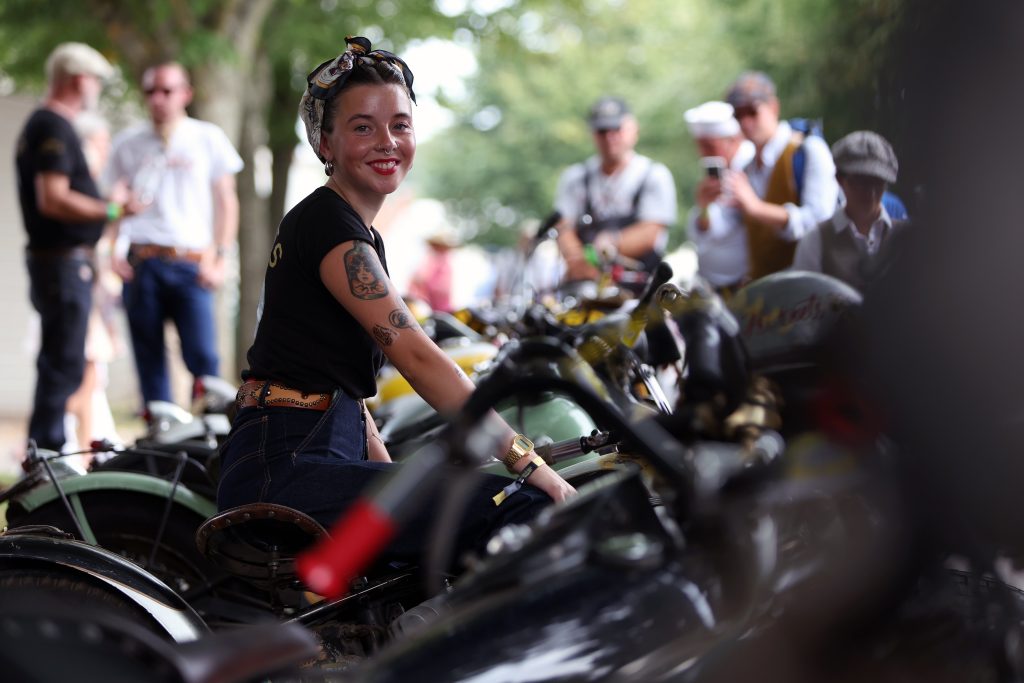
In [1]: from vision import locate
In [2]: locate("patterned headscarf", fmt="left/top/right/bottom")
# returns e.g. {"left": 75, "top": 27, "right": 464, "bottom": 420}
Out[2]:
{"left": 300, "top": 36, "right": 416, "bottom": 162}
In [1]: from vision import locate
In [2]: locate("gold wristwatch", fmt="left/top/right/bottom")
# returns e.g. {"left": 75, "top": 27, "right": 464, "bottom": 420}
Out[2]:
{"left": 502, "top": 434, "right": 534, "bottom": 471}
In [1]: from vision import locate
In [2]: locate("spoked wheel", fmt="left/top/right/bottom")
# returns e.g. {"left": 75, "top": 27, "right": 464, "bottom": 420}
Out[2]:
{"left": 0, "top": 570, "right": 317, "bottom": 683}
{"left": 6, "top": 491, "right": 273, "bottom": 627}
{"left": 0, "top": 567, "right": 164, "bottom": 633}
{"left": 0, "top": 570, "right": 187, "bottom": 683}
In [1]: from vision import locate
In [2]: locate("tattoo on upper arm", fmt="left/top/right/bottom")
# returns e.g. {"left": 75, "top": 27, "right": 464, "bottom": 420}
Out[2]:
{"left": 388, "top": 308, "right": 414, "bottom": 329}
{"left": 344, "top": 242, "right": 388, "bottom": 299}
{"left": 373, "top": 324, "right": 396, "bottom": 347}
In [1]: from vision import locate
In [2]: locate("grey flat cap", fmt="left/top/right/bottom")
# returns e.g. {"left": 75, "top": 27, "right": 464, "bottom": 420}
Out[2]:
{"left": 831, "top": 130, "right": 899, "bottom": 183}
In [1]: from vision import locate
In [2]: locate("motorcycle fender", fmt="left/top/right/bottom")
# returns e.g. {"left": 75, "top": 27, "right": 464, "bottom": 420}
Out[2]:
{"left": 13, "top": 471, "right": 217, "bottom": 520}
{"left": 0, "top": 534, "right": 208, "bottom": 642}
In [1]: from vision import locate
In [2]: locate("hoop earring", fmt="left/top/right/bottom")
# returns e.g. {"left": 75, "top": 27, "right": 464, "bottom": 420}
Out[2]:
{"left": 324, "top": 160, "right": 335, "bottom": 176}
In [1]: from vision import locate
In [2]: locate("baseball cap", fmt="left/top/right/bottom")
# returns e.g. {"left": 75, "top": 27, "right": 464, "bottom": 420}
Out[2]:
{"left": 588, "top": 96, "right": 631, "bottom": 130}
{"left": 725, "top": 71, "right": 777, "bottom": 109}
{"left": 684, "top": 100, "right": 741, "bottom": 138}
{"left": 831, "top": 130, "right": 899, "bottom": 184}
{"left": 45, "top": 42, "right": 114, "bottom": 82}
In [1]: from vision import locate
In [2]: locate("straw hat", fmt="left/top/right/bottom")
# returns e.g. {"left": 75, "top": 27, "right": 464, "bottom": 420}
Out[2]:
{"left": 425, "top": 226, "right": 461, "bottom": 249}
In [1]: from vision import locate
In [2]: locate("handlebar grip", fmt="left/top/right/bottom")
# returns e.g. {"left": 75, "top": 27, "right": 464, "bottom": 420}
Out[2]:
{"left": 621, "top": 261, "right": 673, "bottom": 349}
{"left": 637, "top": 261, "right": 674, "bottom": 308}
{"left": 297, "top": 442, "right": 449, "bottom": 599}
{"left": 296, "top": 499, "right": 396, "bottom": 599}
{"left": 535, "top": 210, "right": 561, "bottom": 241}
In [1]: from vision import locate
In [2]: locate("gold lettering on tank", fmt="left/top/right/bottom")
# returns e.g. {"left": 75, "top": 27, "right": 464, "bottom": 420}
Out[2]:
{"left": 269, "top": 242, "right": 283, "bottom": 267}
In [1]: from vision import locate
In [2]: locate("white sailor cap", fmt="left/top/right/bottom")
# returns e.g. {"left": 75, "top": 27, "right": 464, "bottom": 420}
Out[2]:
{"left": 684, "top": 100, "right": 741, "bottom": 139}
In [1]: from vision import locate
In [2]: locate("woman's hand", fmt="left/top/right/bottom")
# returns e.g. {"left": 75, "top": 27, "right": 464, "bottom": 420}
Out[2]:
{"left": 522, "top": 458, "right": 577, "bottom": 503}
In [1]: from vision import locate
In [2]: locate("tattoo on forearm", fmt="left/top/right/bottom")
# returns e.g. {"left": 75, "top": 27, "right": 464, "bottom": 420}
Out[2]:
{"left": 344, "top": 242, "right": 388, "bottom": 299}
{"left": 389, "top": 308, "right": 414, "bottom": 329}
{"left": 373, "top": 324, "right": 396, "bottom": 346}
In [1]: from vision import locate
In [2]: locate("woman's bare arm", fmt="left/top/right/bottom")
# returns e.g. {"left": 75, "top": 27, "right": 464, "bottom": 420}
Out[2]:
{"left": 320, "top": 240, "right": 575, "bottom": 502}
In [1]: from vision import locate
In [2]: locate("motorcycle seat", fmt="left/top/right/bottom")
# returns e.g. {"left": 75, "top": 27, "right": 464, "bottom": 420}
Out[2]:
{"left": 195, "top": 503, "right": 328, "bottom": 592}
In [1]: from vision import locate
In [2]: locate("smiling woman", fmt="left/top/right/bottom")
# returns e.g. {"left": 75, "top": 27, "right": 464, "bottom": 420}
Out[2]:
{"left": 216, "top": 35, "right": 575, "bottom": 571}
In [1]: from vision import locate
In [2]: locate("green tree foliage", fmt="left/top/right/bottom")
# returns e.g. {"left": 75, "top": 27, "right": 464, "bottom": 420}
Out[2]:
{"left": 0, "top": 0, "right": 462, "bottom": 375}
{"left": 418, "top": 0, "right": 910, "bottom": 249}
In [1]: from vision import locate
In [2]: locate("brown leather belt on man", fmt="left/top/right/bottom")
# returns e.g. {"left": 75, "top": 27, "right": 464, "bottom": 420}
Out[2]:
{"left": 129, "top": 242, "right": 204, "bottom": 263}
{"left": 236, "top": 380, "right": 333, "bottom": 412}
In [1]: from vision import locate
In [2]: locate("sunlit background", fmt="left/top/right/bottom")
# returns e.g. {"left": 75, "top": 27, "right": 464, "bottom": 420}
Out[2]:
{"left": 0, "top": 0, "right": 918, "bottom": 472}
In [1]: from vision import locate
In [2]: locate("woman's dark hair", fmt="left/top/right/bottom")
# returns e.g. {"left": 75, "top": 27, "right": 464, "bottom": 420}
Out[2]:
{"left": 321, "top": 61, "right": 411, "bottom": 134}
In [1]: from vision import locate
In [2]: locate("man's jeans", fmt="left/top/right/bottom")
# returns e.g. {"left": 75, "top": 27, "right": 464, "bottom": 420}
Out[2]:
{"left": 27, "top": 251, "right": 93, "bottom": 451}
{"left": 123, "top": 257, "right": 218, "bottom": 405}
{"left": 217, "top": 394, "right": 551, "bottom": 567}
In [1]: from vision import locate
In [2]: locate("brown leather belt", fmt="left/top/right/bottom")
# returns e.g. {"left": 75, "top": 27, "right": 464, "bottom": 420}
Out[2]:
{"left": 236, "top": 380, "right": 332, "bottom": 412}
{"left": 130, "top": 243, "right": 204, "bottom": 263}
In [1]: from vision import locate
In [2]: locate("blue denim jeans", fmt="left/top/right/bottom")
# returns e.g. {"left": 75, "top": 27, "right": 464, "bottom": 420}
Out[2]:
{"left": 216, "top": 393, "right": 551, "bottom": 565}
{"left": 123, "top": 256, "right": 218, "bottom": 405}
{"left": 26, "top": 251, "right": 94, "bottom": 451}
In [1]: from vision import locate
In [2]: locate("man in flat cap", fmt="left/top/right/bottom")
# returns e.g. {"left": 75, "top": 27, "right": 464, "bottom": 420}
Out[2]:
{"left": 792, "top": 130, "right": 905, "bottom": 291}
{"left": 724, "top": 71, "right": 839, "bottom": 280}
{"left": 552, "top": 96, "right": 677, "bottom": 292}
{"left": 683, "top": 100, "right": 755, "bottom": 295}
{"left": 15, "top": 42, "right": 140, "bottom": 452}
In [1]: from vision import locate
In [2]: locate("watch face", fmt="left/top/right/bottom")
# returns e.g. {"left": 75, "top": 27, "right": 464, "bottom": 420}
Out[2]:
{"left": 513, "top": 435, "right": 533, "bottom": 453}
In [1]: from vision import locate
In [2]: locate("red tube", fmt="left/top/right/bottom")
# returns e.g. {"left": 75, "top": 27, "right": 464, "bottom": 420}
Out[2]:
{"left": 297, "top": 499, "right": 396, "bottom": 599}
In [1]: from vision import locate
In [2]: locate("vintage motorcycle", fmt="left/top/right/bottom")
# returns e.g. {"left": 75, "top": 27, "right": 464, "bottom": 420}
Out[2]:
{"left": 297, "top": 272, "right": 1024, "bottom": 682}
{"left": 9, "top": 271, "right": 1020, "bottom": 680}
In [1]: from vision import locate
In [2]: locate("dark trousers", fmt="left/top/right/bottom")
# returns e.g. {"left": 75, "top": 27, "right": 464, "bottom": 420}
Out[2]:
{"left": 122, "top": 256, "right": 218, "bottom": 406}
{"left": 217, "top": 394, "right": 551, "bottom": 567}
{"left": 26, "top": 252, "right": 94, "bottom": 451}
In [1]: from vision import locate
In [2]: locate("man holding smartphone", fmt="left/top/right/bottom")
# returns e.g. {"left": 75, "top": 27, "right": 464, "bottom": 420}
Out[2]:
{"left": 684, "top": 100, "right": 754, "bottom": 294}
{"left": 724, "top": 71, "right": 838, "bottom": 280}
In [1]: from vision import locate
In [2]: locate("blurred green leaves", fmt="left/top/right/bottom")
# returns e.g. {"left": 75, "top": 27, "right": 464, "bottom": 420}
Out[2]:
{"left": 418, "top": 0, "right": 909, "bottom": 248}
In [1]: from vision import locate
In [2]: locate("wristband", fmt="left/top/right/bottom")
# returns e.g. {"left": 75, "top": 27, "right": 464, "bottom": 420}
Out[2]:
{"left": 106, "top": 202, "right": 123, "bottom": 222}
{"left": 583, "top": 244, "right": 599, "bottom": 267}
{"left": 492, "top": 456, "right": 547, "bottom": 506}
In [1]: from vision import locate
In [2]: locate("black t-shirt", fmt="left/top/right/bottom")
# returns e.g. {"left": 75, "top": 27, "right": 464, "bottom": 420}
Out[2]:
{"left": 246, "top": 187, "right": 389, "bottom": 397}
{"left": 15, "top": 108, "right": 105, "bottom": 249}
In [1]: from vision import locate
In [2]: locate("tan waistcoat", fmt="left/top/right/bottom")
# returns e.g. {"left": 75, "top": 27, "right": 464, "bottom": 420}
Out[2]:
{"left": 745, "top": 135, "right": 802, "bottom": 280}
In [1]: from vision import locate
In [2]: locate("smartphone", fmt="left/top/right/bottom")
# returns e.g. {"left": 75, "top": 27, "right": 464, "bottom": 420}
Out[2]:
{"left": 700, "top": 156, "right": 727, "bottom": 180}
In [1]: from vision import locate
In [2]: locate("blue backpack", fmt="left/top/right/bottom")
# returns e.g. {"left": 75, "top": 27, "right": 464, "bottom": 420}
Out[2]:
{"left": 789, "top": 118, "right": 823, "bottom": 202}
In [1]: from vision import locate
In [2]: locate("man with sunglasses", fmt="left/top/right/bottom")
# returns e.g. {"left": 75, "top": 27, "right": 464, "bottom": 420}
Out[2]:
{"left": 106, "top": 62, "right": 243, "bottom": 411}
{"left": 722, "top": 71, "right": 838, "bottom": 281}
